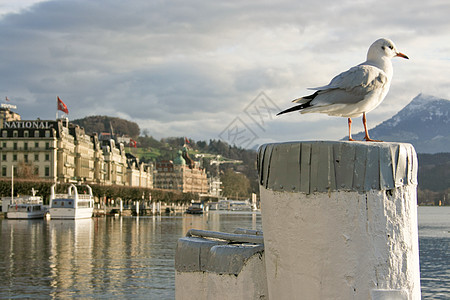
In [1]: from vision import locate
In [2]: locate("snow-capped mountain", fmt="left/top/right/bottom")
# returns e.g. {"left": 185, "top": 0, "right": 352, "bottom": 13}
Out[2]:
{"left": 349, "top": 94, "right": 450, "bottom": 153}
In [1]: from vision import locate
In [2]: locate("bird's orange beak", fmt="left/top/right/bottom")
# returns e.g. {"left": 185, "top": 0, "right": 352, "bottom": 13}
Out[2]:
{"left": 395, "top": 52, "right": 409, "bottom": 59}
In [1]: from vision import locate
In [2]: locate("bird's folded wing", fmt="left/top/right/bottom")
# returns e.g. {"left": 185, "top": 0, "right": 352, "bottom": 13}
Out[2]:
{"left": 307, "top": 65, "right": 388, "bottom": 104}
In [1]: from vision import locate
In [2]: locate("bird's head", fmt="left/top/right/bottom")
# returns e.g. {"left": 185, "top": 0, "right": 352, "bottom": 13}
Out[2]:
{"left": 368, "top": 38, "right": 409, "bottom": 61}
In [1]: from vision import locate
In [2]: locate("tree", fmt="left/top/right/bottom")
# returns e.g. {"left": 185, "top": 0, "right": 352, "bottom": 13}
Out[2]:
{"left": 220, "top": 169, "right": 251, "bottom": 199}
{"left": 72, "top": 116, "right": 140, "bottom": 137}
{"left": 16, "top": 161, "right": 37, "bottom": 179}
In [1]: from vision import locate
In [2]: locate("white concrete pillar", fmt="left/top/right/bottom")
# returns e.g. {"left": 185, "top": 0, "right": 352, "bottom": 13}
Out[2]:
{"left": 258, "top": 141, "right": 421, "bottom": 300}
{"left": 120, "top": 199, "right": 123, "bottom": 214}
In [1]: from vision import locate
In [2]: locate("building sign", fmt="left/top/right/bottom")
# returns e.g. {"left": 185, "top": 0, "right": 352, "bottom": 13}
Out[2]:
{"left": 1, "top": 103, "right": 17, "bottom": 110}
{"left": 4, "top": 121, "right": 55, "bottom": 129}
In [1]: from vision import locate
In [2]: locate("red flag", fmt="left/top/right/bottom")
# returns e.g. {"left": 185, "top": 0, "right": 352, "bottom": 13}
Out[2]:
{"left": 57, "top": 96, "right": 69, "bottom": 114}
{"left": 129, "top": 139, "right": 137, "bottom": 148}
{"left": 185, "top": 137, "right": 190, "bottom": 144}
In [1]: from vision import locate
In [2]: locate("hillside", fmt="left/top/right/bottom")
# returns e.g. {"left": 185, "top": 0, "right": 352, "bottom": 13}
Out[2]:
{"left": 417, "top": 153, "right": 450, "bottom": 192}
{"left": 71, "top": 108, "right": 448, "bottom": 203}
{"left": 350, "top": 94, "right": 450, "bottom": 153}
{"left": 72, "top": 115, "right": 140, "bottom": 137}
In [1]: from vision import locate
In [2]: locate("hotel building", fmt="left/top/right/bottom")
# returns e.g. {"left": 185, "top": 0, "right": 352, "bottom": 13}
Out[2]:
{"left": 154, "top": 150, "right": 209, "bottom": 194}
{"left": 0, "top": 106, "right": 152, "bottom": 188}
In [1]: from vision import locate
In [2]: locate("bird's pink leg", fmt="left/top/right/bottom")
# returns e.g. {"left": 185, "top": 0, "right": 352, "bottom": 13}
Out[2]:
{"left": 363, "top": 113, "right": 382, "bottom": 142}
{"left": 348, "top": 118, "right": 356, "bottom": 141}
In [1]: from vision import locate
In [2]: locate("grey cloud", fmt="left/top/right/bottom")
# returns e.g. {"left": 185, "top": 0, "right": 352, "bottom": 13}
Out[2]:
{"left": 0, "top": 0, "right": 449, "bottom": 145}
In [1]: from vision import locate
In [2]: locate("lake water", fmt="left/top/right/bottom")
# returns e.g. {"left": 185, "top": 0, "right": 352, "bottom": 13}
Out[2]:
{"left": 0, "top": 207, "right": 448, "bottom": 299}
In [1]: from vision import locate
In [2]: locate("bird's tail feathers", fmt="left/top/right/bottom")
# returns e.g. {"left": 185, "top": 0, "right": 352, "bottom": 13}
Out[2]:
{"left": 292, "top": 91, "right": 319, "bottom": 103}
{"left": 278, "top": 91, "right": 318, "bottom": 116}
{"left": 277, "top": 102, "right": 311, "bottom": 116}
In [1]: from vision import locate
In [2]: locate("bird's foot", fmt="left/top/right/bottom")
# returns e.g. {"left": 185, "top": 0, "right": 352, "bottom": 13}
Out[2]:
{"left": 348, "top": 137, "right": 357, "bottom": 141}
{"left": 364, "top": 136, "right": 383, "bottom": 142}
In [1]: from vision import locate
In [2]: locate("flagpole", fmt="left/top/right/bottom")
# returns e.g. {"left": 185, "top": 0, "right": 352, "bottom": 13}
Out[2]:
{"left": 11, "top": 165, "right": 14, "bottom": 204}
{"left": 56, "top": 97, "right": 58, "bottom": 120}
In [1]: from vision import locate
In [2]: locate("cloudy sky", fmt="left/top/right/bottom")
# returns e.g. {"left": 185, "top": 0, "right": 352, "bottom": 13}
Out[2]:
{"left": 1, "top": 0, "right": 449, "bottom": 149}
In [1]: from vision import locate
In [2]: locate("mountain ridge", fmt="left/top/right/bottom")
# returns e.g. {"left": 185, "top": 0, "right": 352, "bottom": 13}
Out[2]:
{"left": 350, "top": 94, "right": 450, "bottom": 153}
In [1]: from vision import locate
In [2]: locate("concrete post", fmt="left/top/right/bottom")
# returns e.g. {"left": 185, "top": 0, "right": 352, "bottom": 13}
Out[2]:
{"left": 136, "top": 200, "right": 139, "bottom": 216}
{"left": 120, "top": 199, "right": 123, "bottom": 214}
{"left": 258, "top": 141, "right": 420, "bottom": 300}
{"left": 175, "top": 229, "right": 267, "bottom": 300}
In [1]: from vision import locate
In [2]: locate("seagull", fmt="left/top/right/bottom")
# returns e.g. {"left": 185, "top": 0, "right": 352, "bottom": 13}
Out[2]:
{"left": 277, "top": 38, "right": 408, "bottom": 142}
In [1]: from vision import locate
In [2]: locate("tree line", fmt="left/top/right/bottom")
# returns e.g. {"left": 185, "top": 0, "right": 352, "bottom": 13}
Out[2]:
{"left": 0, "top": 179, "right": 199, "bottom": 205}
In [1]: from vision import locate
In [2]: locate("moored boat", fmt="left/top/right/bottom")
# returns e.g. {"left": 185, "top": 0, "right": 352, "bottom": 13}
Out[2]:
{"left": 1, "top": 189, "right": 46, "bottom": 219}
{"left": 185, "top": 202, "right": 204, "bottom": 214}
{"left": 49, "top": 184, "right": 94, "bottom": 219}
{"left": 217, "top": 199, "right": 253, "bottom": 211}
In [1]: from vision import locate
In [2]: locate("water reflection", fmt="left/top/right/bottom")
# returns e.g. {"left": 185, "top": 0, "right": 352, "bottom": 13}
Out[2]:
{"left": 1, "top": 209, "right": 447, "bottom": 299}
{"left": 48, "top": 219, "right": 93, "bottom": 297}
{"left": 0, "top": 212, "right": 263, "bottom": 299}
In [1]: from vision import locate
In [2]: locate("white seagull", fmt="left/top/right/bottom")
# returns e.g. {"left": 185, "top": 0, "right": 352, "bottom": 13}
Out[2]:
{"left": 277, "top": 38, "right": 408, "bottom": 141}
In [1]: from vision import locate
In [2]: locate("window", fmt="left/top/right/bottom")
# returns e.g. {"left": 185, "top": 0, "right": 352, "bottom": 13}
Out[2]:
{"left": 2, "top": 154, "right": 6, "bottom": 161}
{"left": 34, "top": 131, "right": 40, "bottom": 138}
{"left": 13, "top": 154, "right": 17, "bottom": 161}
{"left": 45, "top": 154, "right": 50, "bottom": 161}
{"left": 1, "top": 166, "right": 6, "bottom": 176}
{"left": 24, "top": 131, "right": 29, "bottom": 137}
{"left": 2, "top": 142, "right": 6, "bottom": 148}
{"left": 13, "top": 143, "right": 17, "bottom": 150}
{"left": 45, "top": 130, "right": 50, "bottom": 138}
{"left": 35, "top": 142, "right": 39, "bottom": 148}
{"left": 45, "top": 142, "right": 50, "bottom": 150}
{"left": 45, "top": 166, "right": 50, "bottom": 177}
{"left": 34, "top": 154, "right": 39, "bottom": 161}
{"left": 24, "top": 154, "right": 28, "bottom": 163}
{"left": 13, "top": 131, "right": 18, "bottom": 137}
{"left": 24, "top": 142, "right": 28, "bottom": 150}
{"left": 2, "top": 131, "right": 7, "bottom": 138}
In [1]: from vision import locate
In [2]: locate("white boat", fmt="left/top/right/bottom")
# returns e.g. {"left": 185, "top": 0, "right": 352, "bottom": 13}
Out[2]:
{"left": 1, "top": 189, "right": 46, "bottom": 219}
{"left": 229, "top": 200, "right": 252, "bottom": 211}
{"left": 49, "top": 184, "right": 94, "bottom": 219}
{"left": 217, "top": 199, "right": 253, "bottom": 211}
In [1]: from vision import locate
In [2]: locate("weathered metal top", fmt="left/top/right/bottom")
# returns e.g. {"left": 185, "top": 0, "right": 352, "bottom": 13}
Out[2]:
{"left": 258, "top": 141, "right": 417, "bottom": 194}
{"left": 175, "top": 229, "right": 264, "bottom": 275}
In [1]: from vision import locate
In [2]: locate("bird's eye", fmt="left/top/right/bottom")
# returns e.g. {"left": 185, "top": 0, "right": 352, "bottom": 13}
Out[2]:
{"left": 388, "top": 45, "right": 393, "bottom": 50}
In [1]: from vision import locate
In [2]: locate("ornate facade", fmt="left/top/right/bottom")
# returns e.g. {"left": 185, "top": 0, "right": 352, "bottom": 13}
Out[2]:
{"left": 154, "top": 151, "right": 208, "bottom": 194}
{"left": 0, "top": 109, "right": 152, "bottom": 188}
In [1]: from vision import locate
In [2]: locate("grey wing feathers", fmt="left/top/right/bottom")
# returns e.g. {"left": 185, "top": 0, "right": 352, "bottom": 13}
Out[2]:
{"left": 308, "top": 65, "right": 388, "bottom": 96}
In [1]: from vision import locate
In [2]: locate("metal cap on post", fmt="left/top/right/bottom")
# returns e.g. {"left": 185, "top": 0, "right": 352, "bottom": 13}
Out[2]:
{"left": 258, "top": 141, "right": 421, "bottom": 300}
